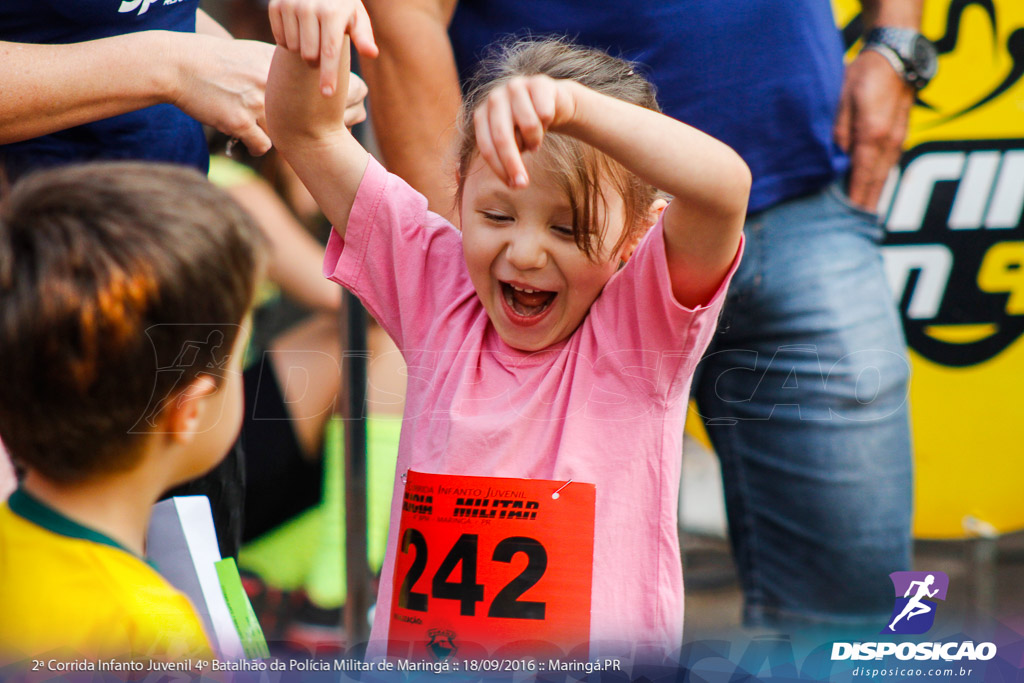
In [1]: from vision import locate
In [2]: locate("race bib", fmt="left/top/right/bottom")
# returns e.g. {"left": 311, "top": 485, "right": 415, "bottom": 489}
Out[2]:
{"left": 387, "top": 471, "right": 595, "bottom": 660}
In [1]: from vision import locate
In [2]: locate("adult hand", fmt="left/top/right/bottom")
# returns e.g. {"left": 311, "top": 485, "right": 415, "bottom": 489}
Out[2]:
{"left": 268, "top": 0, "right": 378, "bottom": 98}
{"left": 833, "top": 49, "right": 915, "bottom": 211}
{"left": 344, "top": 72, "right": 369, "bottom": 128}
{"left": 172, "top": 34, "right": 275, "bottom": 156}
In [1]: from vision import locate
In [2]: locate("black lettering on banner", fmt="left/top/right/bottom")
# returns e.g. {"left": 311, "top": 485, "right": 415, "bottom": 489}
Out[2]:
{"left": 398, "top": 528, "right": 428, "bottom": 611}
{"left": 395, "top": 533, "right": 548, "bottom": 619}
{"left": 488, "top": 537, "right": 547, "bottom": 620}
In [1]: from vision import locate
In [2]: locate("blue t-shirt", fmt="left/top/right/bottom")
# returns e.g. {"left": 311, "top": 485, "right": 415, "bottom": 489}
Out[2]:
{"left": 0, "top": 0, "right": 206, "bottom": 180}
{"left": 449, "top": 0, "right": 849, "bottom": 213}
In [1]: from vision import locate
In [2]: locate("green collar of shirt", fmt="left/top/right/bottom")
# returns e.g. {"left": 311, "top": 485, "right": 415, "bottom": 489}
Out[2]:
{"left": 8, "top": 487, "right": 136, "bottom": 557}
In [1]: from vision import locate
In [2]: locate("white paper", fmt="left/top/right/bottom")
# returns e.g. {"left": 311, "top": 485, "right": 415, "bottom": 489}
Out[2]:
{"left": 146, "top": 496, "right": 244, "bottom": 659}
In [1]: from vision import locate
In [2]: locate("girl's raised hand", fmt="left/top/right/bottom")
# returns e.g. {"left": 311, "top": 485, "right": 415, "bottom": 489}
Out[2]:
{"left": 268, "top": 0, "right": 378, "bottom": 98}
{"left": 474, "top": 75, "right": 577, "bottom": 189}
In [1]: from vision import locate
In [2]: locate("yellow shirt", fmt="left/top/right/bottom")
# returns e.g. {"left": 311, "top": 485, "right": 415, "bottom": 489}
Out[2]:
{"left": 0, "top": 490, "right": 214, "bottom": 664}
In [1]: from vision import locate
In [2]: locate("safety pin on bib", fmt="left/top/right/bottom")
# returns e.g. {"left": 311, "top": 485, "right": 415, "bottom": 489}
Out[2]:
{"left": 551, "top": 479, "right": 573, "bottom": 500}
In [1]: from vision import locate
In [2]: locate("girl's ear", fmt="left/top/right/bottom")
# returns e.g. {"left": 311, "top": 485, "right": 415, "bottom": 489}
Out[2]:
{"left": 619, "top": 231, "right": 644, "bottom": 265}
{"left": 648, "top": 197, "right": 669, "bottom": 225}
{"left": 619, "top": 198, "right": 670, "bottom": 265}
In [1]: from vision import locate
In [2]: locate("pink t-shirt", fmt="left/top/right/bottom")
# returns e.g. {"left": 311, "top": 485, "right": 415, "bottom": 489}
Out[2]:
{"left": 325, "top": 156, "right": 741, "bottom": 655}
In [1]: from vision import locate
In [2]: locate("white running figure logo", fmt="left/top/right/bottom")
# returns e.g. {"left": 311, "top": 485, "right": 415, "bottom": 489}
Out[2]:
{"left": 889, "top": 574, "right": 939, "bottom": 631}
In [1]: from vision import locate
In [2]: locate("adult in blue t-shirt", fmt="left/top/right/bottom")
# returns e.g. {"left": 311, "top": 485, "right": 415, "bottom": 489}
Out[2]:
{"left": 360, "top": 0, "right": 915, "bottom": 630}
{"left": 0, "top": 0, "right": 274, "bottom": 181}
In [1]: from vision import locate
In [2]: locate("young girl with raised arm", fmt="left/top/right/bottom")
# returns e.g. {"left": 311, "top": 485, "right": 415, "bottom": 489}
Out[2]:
{"left": 265, "top": 0, "right": 749, "bottom": 661}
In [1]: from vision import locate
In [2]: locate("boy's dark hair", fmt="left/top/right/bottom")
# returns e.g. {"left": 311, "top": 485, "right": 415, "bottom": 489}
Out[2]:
{"left": 456, "top": 36, "right": 662, "bottom": 261}
{"left": 0, "top": 162, "right": 265, "bottom": 483}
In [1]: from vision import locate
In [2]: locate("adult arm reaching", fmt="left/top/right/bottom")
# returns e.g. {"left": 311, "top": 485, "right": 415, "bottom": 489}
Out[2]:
{"left": 360, "top": 0, "right": 460, "bottom": 219}
{"left": 0, "top": 32, "right": 274, "bottom": 155}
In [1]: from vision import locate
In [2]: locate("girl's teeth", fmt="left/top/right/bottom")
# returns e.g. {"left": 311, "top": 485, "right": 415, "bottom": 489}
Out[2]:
{"left": 502, "top": 282, "right": 555, "bottom": 317}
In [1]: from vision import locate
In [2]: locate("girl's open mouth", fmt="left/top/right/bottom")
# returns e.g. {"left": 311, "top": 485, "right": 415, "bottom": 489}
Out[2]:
{"left": 500, "top": 281, "right": 557, "bottom": 320}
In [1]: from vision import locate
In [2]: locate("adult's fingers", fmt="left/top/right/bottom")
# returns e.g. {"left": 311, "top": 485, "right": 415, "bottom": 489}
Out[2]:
{"left": 268, "top": 2, "right": 286, "bottom": 46}
{"left": 350, "top": 2, "right": 379, "bottom": 58}
{"left": 238, "top": 120, "right": 273, "bottom": 157}
{"left": 845, "top": 97, "right": 907, "bottom": 210}
{"left": 318, "top": 9, "right": 344, "bottom": 96}
{"left": 297, "top": 4, "right": 322, "bottom": 65}
{"left": 347, "top": 73, "right": 368, "bottom": 108}
{"left": 833, "top": 88, "right": 852, "bottom": 154}
{"left": 343, "top": 72, "right": 368, "bottom": 126}
{"left": 834, "top": 52, "right": 913, "bottom": 211}
{"left": 343, "top": 103, "right": 367, "bottom": 128}
{"left": 280, "top": 7, "right": 301, "bottom": 53}
{"left": 847, "top": 136, "right": 887, "bottom": 210}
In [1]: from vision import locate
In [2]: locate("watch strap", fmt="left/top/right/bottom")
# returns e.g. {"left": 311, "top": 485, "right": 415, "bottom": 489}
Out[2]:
{"left": 865, "top": 27, "right": 918, "bottom": 57}
{"left": 863, "top": 42, "right": 908, "bottom": 79}
{"left": 862, "top": 26, "right": 935, "bottom": 90}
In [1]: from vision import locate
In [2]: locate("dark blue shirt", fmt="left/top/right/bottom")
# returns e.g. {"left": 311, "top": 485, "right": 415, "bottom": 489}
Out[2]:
{"left": 1, "top": 0, "right": 206, "bottom": 180}
{"left": 449, "top": 0, "right": 849, "bottom": 213}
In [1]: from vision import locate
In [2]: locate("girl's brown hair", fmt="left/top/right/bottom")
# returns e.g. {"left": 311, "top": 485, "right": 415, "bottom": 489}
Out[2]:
{"left": 455, "top": 36, "right": 661, "bottom": 261}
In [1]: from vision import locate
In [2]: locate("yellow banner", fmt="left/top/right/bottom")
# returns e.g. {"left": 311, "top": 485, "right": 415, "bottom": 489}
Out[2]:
{"left": 834, "top": 0, "right": 1024, "bottom": 537}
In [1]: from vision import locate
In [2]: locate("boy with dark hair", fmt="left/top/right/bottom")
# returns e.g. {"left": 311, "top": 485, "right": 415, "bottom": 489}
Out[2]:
{"left": 0, "top": 162, "right": 265, "bottom": 661}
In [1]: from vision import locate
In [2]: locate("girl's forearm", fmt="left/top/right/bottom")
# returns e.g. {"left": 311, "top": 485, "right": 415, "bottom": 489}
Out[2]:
{"left": 266, "top": 38, "right": 368, "bottom": 236}
{"left": 266, "top": 42, "right": 352, "bottom": 145}
{"left": 558, "top": 81, "right": 750, "bottom": 224}
{"left": 555, "top": 80, "right": 748, "bottom": 307}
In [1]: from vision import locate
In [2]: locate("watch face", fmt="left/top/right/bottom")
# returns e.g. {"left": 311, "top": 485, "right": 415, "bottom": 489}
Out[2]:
{"left": 912, "top": 35, "right": 939, "bottom": 81}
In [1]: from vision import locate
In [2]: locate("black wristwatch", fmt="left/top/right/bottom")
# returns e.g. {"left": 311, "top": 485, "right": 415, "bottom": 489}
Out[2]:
{"left": 862, "top": 27, "right": 938, "bottom": 90}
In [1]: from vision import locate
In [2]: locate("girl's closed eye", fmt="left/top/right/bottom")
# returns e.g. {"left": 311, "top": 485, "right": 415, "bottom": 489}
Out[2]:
{"left": 480, "top": 211, "right": 513, "bottom": 224}
{"left": 550, "top": 224, "right": 574, "bottom": 239}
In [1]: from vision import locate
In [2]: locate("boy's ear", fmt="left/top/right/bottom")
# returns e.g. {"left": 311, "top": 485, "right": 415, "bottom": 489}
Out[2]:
{"left": 161, "top": 375, "right": 219, "bottom": 445}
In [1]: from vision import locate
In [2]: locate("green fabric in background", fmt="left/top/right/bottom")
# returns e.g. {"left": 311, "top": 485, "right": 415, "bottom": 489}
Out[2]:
{"left": 238, "top": 415, "right": 401, "bottom": 608}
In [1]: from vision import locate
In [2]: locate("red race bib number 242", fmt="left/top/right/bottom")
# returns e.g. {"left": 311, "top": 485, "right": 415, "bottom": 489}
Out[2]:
{"left": 388, "top": 471, "right": 595, "bottom": 660}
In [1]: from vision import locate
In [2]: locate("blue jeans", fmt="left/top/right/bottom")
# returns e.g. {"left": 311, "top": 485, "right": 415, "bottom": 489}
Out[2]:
{"left": 693, "top": 182, "right": 913, "bottom": 629}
